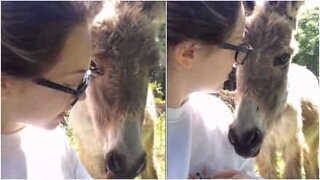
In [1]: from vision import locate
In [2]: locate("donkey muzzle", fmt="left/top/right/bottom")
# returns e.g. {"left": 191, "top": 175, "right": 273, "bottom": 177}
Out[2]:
{"left": 228, "top": 127, "right": 263, "bottom": 158}
{"left": 105, "top": 151, "right": 147, "bottom": 178}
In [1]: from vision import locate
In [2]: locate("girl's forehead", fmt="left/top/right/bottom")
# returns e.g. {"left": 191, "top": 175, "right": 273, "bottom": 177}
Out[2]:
{"left": 45, "top": 25, "right": 91, "bottom": 79}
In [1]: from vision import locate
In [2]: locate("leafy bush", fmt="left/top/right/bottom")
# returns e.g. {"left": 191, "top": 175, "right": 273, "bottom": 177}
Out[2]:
{"left": 293, "top": 7, "right": 319, "bottom": 77}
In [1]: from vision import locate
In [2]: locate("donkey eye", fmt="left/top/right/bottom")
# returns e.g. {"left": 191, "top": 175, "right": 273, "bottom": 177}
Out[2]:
{"left": 256, "top": 106, "right": 260, "bottom": 112}
{"left": 90, "top": 60, "right": 104, "bottom": 76}
{"left": 274, "top": 53, "right": 291, "bottom": 66}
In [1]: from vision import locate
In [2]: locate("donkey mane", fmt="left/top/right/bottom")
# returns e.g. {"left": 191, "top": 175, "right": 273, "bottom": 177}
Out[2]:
{"left": 90, "top": 3, "right": 159, "bottom": 129}
{"left": 92, "top": 4, "right": 159, "bottom": 66}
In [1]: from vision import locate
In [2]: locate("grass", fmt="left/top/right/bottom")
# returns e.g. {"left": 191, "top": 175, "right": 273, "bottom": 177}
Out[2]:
{"left": 153, "top": 111, "right": 166, "bottom": 179}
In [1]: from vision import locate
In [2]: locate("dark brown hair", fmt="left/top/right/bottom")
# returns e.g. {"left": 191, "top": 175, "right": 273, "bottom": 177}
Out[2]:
{"left": 1, "top": 1, "right": 89, "bottom": 78}
{"left": 168, "top": 1, "right": 241, "bottom": 45}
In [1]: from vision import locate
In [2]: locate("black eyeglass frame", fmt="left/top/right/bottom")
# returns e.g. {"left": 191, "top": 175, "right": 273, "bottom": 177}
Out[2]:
{"left": 33, "top": 69, "right": 92, "bottom": 106}
{"left": 219, "top": 42, "right": 253, "bottom": 65}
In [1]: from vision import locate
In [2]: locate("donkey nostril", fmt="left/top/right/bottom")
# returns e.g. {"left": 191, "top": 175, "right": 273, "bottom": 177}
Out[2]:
{"left": 136, "top": 156, "right": 146, "bottom": 174}
{"left": 247, "top": 129, "right": 262, "bottom": 148}
{"left": 106, "top": 152, "right": 121, "bottom": 172}
{"left": 228, "top": 128, "right": 236, "bottom": 145}
{"left": 111, "top": 154, "right": 120, "bottom": 171}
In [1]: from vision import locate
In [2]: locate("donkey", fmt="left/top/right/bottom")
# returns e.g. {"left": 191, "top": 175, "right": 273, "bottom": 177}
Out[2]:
{"left": 68, "top": 1, "right": 163, "bottom": 178}
{"left": 228, "top": 1, "right": 319, "bottom": 178}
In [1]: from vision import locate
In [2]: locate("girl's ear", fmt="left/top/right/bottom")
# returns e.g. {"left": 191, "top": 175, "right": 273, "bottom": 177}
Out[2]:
{"left": 1, "top": 75, "right": 19, "bottom": 99}
{"left": 172, "top": 40, "right": 197, "bottom": 69}
{"left": 1, "top": 75, "right": 11, "bottom": 99}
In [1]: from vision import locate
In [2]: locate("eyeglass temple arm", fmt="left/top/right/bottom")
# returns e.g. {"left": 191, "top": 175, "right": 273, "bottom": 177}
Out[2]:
{"left": 220, "top": 42, "right": 252, "bottom": 53}
{"left": 33, "top": 78, "right": 78, "bottom": 95}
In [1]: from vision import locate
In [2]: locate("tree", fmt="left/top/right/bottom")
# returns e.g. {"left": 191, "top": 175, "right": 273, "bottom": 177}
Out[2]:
{"left": 293, "top": 7, "right": 319, "bottom": 77}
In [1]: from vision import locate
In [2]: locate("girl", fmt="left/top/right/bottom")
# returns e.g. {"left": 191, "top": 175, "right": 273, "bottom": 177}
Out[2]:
{"left": 167, "top": 1, "right": 258, "bottom": 179}
{"left": 2, "top": 2, "right": 93, "bottom": 178}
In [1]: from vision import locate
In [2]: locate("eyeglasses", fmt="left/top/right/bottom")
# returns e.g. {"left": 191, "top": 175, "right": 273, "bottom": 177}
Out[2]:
{"left": 219, "top": 42, "right": 253, "bottom": 65}
{"left": 33, "top": 69, "right": 92, "bottom": 106}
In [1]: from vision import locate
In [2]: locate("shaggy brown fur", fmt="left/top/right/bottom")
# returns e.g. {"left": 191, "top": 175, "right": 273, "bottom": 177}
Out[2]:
{"left": 229, "top": 1, "right": 319, "bottom": 179}
{"left": 68, "top": 1, "right": 163, "bottom": 179}
{"left": 89, "top": 3, "right": 159, "bottom": 131}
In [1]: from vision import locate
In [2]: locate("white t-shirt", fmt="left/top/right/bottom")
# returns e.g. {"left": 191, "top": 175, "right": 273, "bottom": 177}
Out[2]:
{"left": 167, "top": 92, "right": 258, "bottom": 179}
{"left": 167, "top": 99, "right": 193, "bottom": 179}
{"left": 1, "top": 125, "right": 91, "bottom": 179}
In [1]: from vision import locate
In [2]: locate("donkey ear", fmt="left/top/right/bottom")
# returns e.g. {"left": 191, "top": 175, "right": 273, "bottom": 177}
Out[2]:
{"left": 285, "top": 1, "right": 304, "bottom": 19}
{"left": 264, "top": 1, "right": 304, "bottom": 29}
{"left": 264, "top": 1, "right": 282, "bottom": 13}
{"left": 243, "top": 1, "right": 256, "bottom": 16}
{"left": 268, "top": 1, "right": 279, "bottom": 7}
{"left": 140, "top": 1, "right": 165, "bottom": 22}
{"left": 265, "top": 1, "right": 304, "bottom": 17}
{"left": 139, "top": 1, "right": 165, "bottom": 33}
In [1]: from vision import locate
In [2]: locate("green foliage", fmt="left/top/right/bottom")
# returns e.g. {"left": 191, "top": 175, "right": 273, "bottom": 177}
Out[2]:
{"left": 152, "top": 22, "right": 166, "bottom": 95}
{"left": 154, "top": 112, "right": 166, "bottom": 179}
{"left": 150, "top": 81, "right": 165, "bottom": 102}
{"left": 293, "top": 7, "right": 319, "bottom": 77}
{"left": 152, "top": 21, "right": 165, "bottom": 180}
{"left": 150, "top": 67, "right": 165, "bottom": 99}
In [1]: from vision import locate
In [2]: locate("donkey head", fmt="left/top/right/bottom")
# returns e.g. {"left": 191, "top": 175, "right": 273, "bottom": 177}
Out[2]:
{"left": 228, "top": 1, "right": 303, "bottom": 158}
{"left": 86, "top": 2, "right": 160, "bottom": 178}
